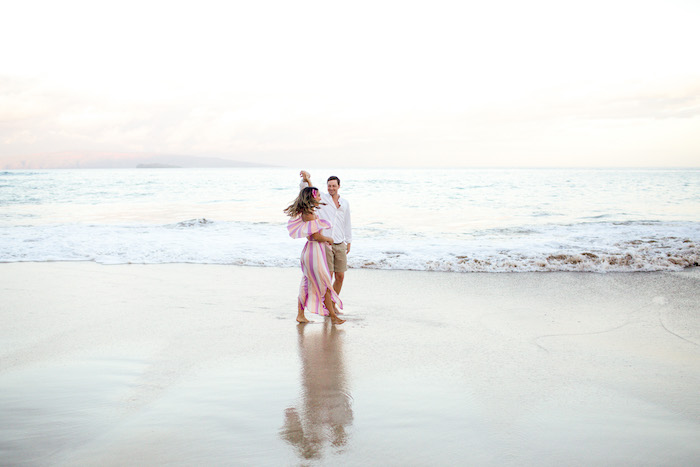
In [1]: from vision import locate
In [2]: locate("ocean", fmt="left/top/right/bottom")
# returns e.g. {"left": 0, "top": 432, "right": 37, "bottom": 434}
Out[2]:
{"left": 1, "top": 167, "right": 698, "bottom": 272}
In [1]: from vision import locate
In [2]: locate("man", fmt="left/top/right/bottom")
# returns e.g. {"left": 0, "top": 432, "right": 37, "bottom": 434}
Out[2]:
{"left": 299, "top": 170, "right": 352, "bottom": 295}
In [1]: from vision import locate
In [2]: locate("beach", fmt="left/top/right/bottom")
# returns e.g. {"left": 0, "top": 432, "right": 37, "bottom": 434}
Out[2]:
{"left": 1, "top": 262, "right": 699, "bottom": 465}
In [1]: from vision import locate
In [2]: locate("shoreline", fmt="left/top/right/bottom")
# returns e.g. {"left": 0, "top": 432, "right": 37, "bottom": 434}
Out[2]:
{"left": 2, "top": 259, "right": 699, "bottom": 273}
{"left": 1, "top": 262, "right": 699, "bottom": 465}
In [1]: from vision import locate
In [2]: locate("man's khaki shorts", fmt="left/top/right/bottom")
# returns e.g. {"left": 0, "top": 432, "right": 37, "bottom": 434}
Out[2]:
{"left": 326, "top": 243, "right": 348, "bottom": 273}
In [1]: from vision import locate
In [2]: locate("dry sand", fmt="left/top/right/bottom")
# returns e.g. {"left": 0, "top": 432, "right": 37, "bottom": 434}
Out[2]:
{"left": 1, "top": 262, "right": 699, "bottom": 465}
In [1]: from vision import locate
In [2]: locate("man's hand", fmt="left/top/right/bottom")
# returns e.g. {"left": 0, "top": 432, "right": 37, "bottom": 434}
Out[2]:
{"left": 299, "top": 170, "right": 311, "bottom": 184}
{"left": 346, "top": 243, "right": 351, "bottom": 254}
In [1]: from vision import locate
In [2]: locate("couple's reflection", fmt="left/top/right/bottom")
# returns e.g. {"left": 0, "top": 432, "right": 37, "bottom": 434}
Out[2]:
{"left": 280, "top": 321, "right": 353, "bottom": 460}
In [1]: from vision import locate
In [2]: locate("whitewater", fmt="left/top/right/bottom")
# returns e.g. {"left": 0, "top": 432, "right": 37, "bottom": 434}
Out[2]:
{"left": 1, "top": 167, "right": 698, "bottom": 272}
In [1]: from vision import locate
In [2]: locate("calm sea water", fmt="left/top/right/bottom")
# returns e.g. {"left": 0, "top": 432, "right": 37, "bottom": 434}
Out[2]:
{"left": 1, "top": 168, "right": 698, "bottom": 272}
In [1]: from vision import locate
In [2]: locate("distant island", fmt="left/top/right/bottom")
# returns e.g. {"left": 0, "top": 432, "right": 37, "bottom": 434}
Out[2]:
{"left": 1, "top": 152, "right": 272, "bottom": 169}
{"left": 136, "top": 163, "right": 182, "bottom": 169}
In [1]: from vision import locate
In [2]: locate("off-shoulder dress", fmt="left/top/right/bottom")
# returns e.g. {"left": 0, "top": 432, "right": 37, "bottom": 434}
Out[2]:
{"left": 287, "top": 215, "right": 343, "bottom": 316}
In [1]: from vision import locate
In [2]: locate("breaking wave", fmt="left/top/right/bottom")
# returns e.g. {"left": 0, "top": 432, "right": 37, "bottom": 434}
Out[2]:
{"left": 2, "top": 219, "right": 698, "bottom": 273}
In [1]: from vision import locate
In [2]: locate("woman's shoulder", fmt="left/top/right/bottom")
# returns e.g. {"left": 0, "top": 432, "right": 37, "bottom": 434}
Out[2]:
{"left": 301, "top": 212, "right": 317, "bottom": 221}
{"left": 288, "top": 214, "right": 330, "bottom": 239}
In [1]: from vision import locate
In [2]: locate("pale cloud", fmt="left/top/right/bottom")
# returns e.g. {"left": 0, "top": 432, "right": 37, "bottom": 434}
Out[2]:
{"left": 587, "top": 88, "right": 700, "bottom": 121}
{"left": 2, "top": 0, "right": 700, "bottom": 168}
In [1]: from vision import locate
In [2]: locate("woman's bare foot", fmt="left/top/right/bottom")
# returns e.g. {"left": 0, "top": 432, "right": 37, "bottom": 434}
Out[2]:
{"left": 331, "top": 315, "right": 345, "bottom": 325}
{"left": 322, "top": 290, "right": 344, "bottom": 324}
{"left": 296, "top": 300, "right": 309, "bottom": 323}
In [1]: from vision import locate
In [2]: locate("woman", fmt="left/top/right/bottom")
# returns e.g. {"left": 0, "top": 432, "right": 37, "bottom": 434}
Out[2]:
{"left": 285, "top": 187, "right": 345, "bottom": 325}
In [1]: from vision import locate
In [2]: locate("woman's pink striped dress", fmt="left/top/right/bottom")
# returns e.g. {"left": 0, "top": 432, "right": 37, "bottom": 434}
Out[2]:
{"left": 288, "top": 215, "right": 343, "bottom": 316}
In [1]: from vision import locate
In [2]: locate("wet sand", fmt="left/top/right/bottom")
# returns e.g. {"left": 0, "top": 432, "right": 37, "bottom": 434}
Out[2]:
{"left": 1, "top": 263, "right": 699, "bottom": 465}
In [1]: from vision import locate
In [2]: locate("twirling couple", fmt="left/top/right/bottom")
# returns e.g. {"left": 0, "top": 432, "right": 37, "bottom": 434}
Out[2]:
{"left": 284, "top": 171, "right": 352, "bottom": 325}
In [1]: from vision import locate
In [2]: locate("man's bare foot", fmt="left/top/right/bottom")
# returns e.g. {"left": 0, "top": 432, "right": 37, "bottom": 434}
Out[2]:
{"left": 331, "top": 316, "right": 345, "bottom": 325}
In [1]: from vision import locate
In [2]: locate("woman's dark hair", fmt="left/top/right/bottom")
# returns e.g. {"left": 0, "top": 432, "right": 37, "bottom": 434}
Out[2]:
{"left": 284, "top": 187, "right": 323, "bottom": 217}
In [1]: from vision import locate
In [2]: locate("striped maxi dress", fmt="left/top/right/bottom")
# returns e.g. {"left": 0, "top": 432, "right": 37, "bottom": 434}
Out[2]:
{"left": 287, "top": 215, "right": 343, "bottom": 316}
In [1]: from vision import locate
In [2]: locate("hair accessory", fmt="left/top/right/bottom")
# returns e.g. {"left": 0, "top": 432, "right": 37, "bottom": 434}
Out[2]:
{"left": 312, "top": 189, "right": 318, "bottom": 198}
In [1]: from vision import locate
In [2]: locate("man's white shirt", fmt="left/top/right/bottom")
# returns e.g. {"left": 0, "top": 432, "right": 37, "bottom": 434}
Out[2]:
{"left": 300, "top": 182, "right": 352, "bottom": 244}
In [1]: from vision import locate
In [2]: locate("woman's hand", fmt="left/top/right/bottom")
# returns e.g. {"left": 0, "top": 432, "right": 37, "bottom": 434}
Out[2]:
{"left": 309, "top": 231, "right": 332, "bottom": 245}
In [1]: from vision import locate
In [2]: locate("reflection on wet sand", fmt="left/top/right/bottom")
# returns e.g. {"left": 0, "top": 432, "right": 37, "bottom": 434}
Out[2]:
{"left": 280, "top": 322, "right": 353, "bottom": 461}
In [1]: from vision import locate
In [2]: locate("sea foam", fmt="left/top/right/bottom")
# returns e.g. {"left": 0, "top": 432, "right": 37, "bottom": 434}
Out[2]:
{"left": 2, "top": 218, "right": 697, "bottom": 272}
{"left": 2, "top": 168, "right": 698, "bottom": 272}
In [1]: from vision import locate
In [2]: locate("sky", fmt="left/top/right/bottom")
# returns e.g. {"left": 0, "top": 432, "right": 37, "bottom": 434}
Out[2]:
{"left": 1, "top": 0, "right": 699, "bottom": 168}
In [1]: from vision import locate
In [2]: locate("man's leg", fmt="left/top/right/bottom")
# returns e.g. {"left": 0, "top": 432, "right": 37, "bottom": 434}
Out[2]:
{"left": 332, "top": 243, "right": 348, "bottom": 295}
{"left": 325, "top": 245, "right": 341, "bottom": 314}
{"left": 325, "top": 244, "right": 335, "bottom": 277}
{"left": 333, "top": 271, "right": 344, "bottom": 295}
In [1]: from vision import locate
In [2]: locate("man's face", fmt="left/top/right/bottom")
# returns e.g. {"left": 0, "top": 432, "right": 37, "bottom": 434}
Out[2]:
{"left": 327, "top": 180, "right": 339, "bottom": 196}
